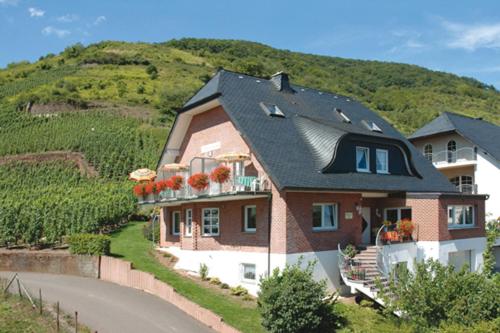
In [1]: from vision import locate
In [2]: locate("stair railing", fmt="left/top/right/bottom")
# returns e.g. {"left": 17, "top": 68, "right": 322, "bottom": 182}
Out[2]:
{"left": 337, "top": 244, "right": 367, "bottom": 282}
{"left": 375, "top": 225, "right": 390, "bottom": 277}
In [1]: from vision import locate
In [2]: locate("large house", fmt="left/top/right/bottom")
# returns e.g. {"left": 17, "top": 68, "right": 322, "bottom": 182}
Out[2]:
{"left": 145, "top": 70, "right": 487, "bottom": 297}
{"left": 408, "top": 112, "right": 500, "bottom": 219}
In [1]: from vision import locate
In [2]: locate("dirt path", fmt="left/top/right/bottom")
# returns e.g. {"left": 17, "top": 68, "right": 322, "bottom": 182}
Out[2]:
{"left": 0, "top": 151, "right": 98, "bottom": 177}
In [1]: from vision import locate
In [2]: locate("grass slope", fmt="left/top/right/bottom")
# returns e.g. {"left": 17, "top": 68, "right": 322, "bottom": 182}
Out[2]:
{"left": 110, "top": 222, "right": 411, "bottom": 333}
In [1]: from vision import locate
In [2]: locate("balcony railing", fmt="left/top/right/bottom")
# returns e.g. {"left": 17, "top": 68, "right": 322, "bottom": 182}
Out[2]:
{"left": 429, "top": 147, "right": 476, "bottom": 165}
{"left": 138, "top": 156, "right": 271, "bottom": 204}
{"left": 456, "top": 184, "right": 477, "bottom": 194}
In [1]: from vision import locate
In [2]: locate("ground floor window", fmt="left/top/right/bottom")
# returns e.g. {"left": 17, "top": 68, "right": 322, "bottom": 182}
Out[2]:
{"left": 244, "top": 205, "right": 257, "bottom": 232}
{"left": 448, "top": 250, "right": 472, "bottom": 272}
{"left": 312, "top": 203, "right": 338, "bottom": 231}
{"left": 448, "top": 205, "right": 474, "bottom": 228}
{"left": 241, "top": 263, "right": 256, "bottom": 282}
{"left": 185, "top": 209, "right": 192, "bottom": 236}
{"left": 172, "top": 211, "right": 180, "bottom": 235}
{"left": 384, "top": 207, "right": 412, "bottom": 223}
{"left": 202, "top": 208, "right": 219, "bottom": 236}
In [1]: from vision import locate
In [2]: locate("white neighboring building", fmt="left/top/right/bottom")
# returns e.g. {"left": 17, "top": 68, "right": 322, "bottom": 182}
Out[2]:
{"left": 409, "top": 112, "right": 500, "bottom": 219}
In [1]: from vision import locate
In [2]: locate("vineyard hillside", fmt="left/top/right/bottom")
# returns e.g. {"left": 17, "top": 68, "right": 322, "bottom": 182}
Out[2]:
{"left": 1, "top": 38, "right": 500, "bottom": 245}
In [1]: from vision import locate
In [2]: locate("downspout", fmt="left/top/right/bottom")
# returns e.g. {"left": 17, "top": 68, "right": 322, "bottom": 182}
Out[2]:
{"left": 267, "top": 193, "right": 272, "bottom": 277}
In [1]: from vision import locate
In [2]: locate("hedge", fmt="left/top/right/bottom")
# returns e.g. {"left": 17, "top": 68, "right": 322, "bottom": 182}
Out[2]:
{"left": 67, "top": 233, "right": 111, "bottom": 255}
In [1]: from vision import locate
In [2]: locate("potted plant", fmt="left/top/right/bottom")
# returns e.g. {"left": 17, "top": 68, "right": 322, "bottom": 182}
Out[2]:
{"left": 133, "top": 183, "right": 147, "bottom": 202}
{"left": 210, "top": 165, "right": 231, "bottom": 183}
{"left": 144, "top": 182, "right": 155, "bottom": 202}
{"left": 396, "top": 219, "right": 414, "bottom": 241}
{"left": 382, "top": 220, "right": 393, "bottom": 231}
{"left": 344, "top": 244, "right": 357, "bottom": 261}
{"left": 188, "top": 173, "right": 209, "bottom": 194}
{"left": 170, "top": 175, "right": 184, "bottom": 191}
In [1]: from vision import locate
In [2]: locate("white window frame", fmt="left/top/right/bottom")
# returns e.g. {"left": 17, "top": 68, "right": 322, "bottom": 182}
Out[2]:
{"left": 375, "top": 149, "right": 389, "bottom": 174}
{"left": 185, "top": 209, "right": 193, "bottom": 237}
{"left": 172, "top": 211, "right": 181, "bottom": 236}
{"left": 241, "top": 263, "right": 257, "bottom": 283}
{"left": 356, "top": 146, "right": 370, "bottom": 172}
{"left": 448, "top": 205, "right": 475, "bottom": 229}
{"left": 312, "top": 203, "right": 338, "bottom": 231}
{"left": 244, "top": 205, "right": 257, "bottom": 233}
{"left": 384, "top": 207, "right": 412, "bottom": 222}
{"left": 202, "top": 208, "right": 220, "bottom": 236}
{"left": 423, "top": 143, "right": 433, "bottom": 161}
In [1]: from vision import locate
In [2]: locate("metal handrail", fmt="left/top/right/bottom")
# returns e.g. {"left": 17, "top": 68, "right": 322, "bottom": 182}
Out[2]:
{"left": 430, "top": 147, "right": 476, "bottom": 164}
{"left": 337, "top": 244, "right": 367, "bottom": 282}
{"left": 375, "top": 225, "right": 389, "bottom": 277}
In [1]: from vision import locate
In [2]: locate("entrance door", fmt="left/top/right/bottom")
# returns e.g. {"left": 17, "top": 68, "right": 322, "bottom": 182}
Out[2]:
{"left": 361, "top": 207, "right": 371, "bottom": 244}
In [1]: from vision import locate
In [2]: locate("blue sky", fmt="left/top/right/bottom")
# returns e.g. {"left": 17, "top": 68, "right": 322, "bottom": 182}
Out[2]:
{"left": 2, "top": 0, "right": 500, "bottom": 87}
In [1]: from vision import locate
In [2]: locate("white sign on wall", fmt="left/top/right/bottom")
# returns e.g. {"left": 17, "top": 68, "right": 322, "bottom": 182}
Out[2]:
{"left": 201, "top": 142, "right": 221, "bottom": 153}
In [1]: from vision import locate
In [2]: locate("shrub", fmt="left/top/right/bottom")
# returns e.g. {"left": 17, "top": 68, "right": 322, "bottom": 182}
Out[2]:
{"left": 199, "top": 263, "right": 209, "bottom": 280}
{"left": 258, "top": 260, "right": 339, "bottom": 333}
{"left": 209, "top": 277, "right": 221, "bottom": 285}
{"left": 220, "top": 283, "right": 229, "bottom": 289}
{"left": 67, "top": 233, "right": 111, "bottom": 255}
{"left": 142, "top": 220, "right": 160, "bottom": 243}
{"left": 230, "top": 285, "right": 248, "bottom": 296}
{"left": 378, "top": 259, "right": 500, "bottom": 329}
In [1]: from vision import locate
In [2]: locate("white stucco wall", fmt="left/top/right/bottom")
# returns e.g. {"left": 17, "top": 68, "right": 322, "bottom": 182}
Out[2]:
{"left": 475, "top": 152, "right": 500, "bottom": 218}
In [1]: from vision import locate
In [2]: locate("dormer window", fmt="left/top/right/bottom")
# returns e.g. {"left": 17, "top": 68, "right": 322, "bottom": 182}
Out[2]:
{"left": 260, "top": 102, "right": 285, "bottom": 118}
{"left": 356, "top": 147, "right": 370, "bottom": 172}
{"left": 376, "top": 149, "right": 389, "bottom": 174}
{"left": 334, "top": 108, "right": 351, "bottom": 123}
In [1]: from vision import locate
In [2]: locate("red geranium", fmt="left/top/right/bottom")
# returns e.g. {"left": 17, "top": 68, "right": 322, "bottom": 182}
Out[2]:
{"left": 396, "top": 219, "right": 414, "bottom": 237}
{"left": 170, "top": 175, "right": 184, "bottom": 190}
{"left": 133, "top": 183, "right": 147, "bottom": 197}
{"left": 144, "top": 182, "right": 155, "bottom": 195}
{"left": 188, "top": 173, "right": 209, "bottom": 191}
{"left": 210, "top": 165, "right": 231, "bottom": 184}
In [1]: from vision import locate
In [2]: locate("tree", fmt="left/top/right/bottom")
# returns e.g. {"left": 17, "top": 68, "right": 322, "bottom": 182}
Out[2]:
{"left": 146, "top": 64, "right": 158, "bottom": 79}
{"left": 483, "top": 217, "right": 500, "bottom": 276}
{"left": 257, "top": 260, "right": 340, "bottom": 333}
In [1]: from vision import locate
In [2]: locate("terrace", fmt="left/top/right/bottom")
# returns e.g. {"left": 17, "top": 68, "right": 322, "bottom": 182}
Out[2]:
{"left": 427, "top": 147, "right": 476, "bottom": 169}
{"left": 136, "top": 154, "right": 271, "bottom": 205}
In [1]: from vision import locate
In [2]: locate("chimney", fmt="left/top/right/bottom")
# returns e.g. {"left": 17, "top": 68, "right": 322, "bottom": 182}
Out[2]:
{"left": 270, "top": 71, "right": 294, "bottom": 93}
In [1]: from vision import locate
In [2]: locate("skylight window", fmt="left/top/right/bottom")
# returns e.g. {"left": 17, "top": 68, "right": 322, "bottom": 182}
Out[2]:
{"left": 362, "top": 120, "right": 383, "bottom": 133}
{"left": 260, "top": 102, "right": 285, "bottom": 118}
{"left": 334, "top": 108, "right": 351, "bottom": 123}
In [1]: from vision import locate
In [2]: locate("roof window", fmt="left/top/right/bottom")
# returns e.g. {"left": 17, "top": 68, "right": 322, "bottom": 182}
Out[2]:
{"left": 334, "top": 108, "right": 351, "bottom": 123}
{"left": 260, "top": 102, "right": 285, "bottom": 118}
{"left": 362, "top": 120, "right": 383, "bottom": 133}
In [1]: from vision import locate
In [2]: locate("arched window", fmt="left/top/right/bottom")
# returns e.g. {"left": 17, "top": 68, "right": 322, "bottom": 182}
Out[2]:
{"left": 449, "top": 176, "right": 460, "bottom": 187}
{"left": 447, "top": 140, "right": 457, "bottom": 163}
{"left": 424, "top": 144, "right": 433, "bottom": 161}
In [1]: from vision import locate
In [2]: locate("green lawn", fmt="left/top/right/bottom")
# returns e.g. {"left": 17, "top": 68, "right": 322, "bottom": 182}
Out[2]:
{"left": 110, "top": 222, "right": 410, "bottom": 333}
{"left": 110, "top": 221, "right": 265, "bottom": 333}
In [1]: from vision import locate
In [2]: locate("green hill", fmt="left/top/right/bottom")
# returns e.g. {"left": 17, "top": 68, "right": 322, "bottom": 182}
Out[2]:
{"left": 1, "top": 38, "right": 500, "bottom": 246}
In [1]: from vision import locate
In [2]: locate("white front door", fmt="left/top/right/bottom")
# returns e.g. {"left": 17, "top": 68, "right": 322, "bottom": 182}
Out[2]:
{"left": 361, "top": 207, "right": 371, "bottom": 244}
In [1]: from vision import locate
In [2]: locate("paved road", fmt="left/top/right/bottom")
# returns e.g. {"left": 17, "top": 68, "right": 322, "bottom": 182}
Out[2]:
{"left": 0, "top": 272, "right": 215, "bottom": 333}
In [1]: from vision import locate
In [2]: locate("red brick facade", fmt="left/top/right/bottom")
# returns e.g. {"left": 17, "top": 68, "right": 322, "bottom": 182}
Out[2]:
{"left": 159, "top": 104, "right": 486, "bottom": 257}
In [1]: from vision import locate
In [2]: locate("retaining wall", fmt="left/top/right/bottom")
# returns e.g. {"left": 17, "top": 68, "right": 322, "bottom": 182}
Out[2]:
{"left": 0, "top": 251, "right": 99, "bottom": 278}
{"left": 99, "top": 256, "right": 240, "bottom": 333}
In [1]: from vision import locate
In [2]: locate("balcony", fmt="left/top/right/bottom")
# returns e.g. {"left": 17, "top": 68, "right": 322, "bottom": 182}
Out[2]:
{"left": 137, "top": 155, "right": 271, "bottom": 205}
{"left": 456, "top": 184, "right": 477, "bottom": 194}
{"left": 428, "top": 147, "right": 476, "bottom": 169}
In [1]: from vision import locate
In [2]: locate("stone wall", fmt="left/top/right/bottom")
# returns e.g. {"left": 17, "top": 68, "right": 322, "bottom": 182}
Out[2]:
{"left": 0, "top": 251, "right": 99, "bottom": 278}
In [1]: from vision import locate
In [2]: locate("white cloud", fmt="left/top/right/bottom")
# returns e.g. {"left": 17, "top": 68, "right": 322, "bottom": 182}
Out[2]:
{"left": 93, "top": 15, "right": 106, "bottom": 26}
{"left": 42, "top": 26, "right": 70, "bottom": 38}
{"left": 57, "top": 14, "right": 79, "bottom": 23}
{"left": 0, "top": 0, "right": 19, "bottom": 6}
{"left": 443, "top": 20, "right": 500, "bottom": 51}
{"left": 28, "top": 7, "right": 45, "bottom": 17}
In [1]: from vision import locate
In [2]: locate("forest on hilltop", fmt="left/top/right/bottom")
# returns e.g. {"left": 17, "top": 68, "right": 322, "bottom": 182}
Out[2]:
{"left": 1, "top": 38, "right": 500, "bottom": 245}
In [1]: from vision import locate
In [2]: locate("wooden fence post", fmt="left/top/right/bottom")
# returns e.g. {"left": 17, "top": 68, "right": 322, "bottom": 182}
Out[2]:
{"left": 56, "top": 301, "right": 60, "bottom": 332}
{"left": 39, "top": 288, "right": 42, "bottom": 315}
{"left": 75, "top": 311, "right": 78, "bottom": 333}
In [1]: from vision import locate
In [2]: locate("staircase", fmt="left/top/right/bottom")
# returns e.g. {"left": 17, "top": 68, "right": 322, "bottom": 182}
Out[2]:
{"left": 338, "top": 242, "right": 391, "bottom": 306}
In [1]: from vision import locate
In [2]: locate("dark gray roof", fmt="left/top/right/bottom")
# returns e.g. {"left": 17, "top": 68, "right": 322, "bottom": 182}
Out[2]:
{"left": 409, "top": 112, "right": 500, "bottom": 161}
{"left": 181, "top": 70, "right": 457, "bottom": 193}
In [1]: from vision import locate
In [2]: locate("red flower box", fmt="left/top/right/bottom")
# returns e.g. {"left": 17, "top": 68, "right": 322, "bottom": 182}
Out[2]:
{"left": 144, "top": 182, "right": 155, "bottom": 195}
{"left": 170, "top": 175, "right": 184, "bottom": 190}
{"left": 188, "top": 173, "right": 209, "bottom": 191}
{"left": 133, "top": 183, "right": 147, "bottom": 197}
{"left": 210, "top": 165, "right": 231, "bottom": 184}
